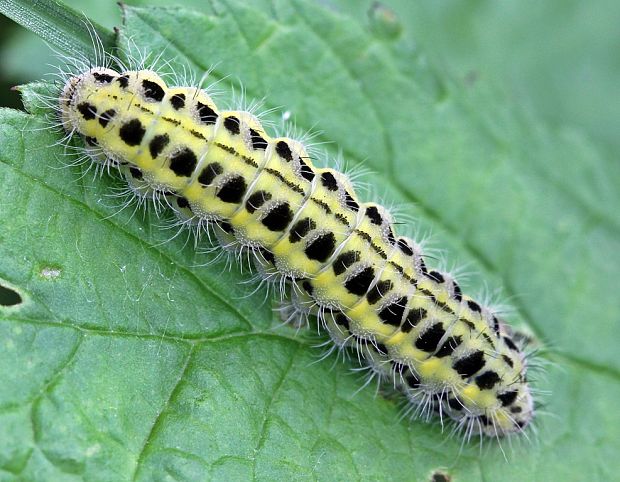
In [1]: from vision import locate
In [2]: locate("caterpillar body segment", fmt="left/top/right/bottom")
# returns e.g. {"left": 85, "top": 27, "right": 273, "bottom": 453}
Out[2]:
{"left": 60, "top": 67, "right": 534, "bottom": 438}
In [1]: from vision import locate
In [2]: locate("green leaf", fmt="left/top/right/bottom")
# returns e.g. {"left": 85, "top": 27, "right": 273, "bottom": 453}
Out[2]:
{"left": 0, "top": 0, "right": 114, "bottom": 59}
{"left": 1, "top": 1, "right": 619, "bottom": 480}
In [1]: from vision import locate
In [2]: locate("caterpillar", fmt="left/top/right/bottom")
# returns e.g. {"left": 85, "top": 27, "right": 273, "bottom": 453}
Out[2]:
{"left": 52, "top": 50, "right": 534, "bottom": 440}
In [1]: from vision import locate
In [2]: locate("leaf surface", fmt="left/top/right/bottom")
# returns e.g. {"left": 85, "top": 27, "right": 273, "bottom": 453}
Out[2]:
{"left": 1, "top": 1, "right": 619, "bottom": 480}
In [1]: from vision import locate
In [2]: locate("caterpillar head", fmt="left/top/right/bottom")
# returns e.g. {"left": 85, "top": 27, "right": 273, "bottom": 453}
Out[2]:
{"left": 60, "top": 67, "right": 120, "bottom": 134}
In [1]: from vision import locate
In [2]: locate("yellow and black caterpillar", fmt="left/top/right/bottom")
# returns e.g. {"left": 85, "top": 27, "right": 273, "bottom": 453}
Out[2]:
{"left": 60, "top": 67, "right": 533, "bottom": 438}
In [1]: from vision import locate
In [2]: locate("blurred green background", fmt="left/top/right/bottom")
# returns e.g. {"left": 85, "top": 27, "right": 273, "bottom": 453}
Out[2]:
{"left": 1, "top": 0, "right": 619, "bottom": 157}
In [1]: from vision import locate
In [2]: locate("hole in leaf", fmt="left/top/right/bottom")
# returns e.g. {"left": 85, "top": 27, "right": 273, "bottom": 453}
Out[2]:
{"left": 0, "top": 284, "right": 22, "bottom": 307}
{"left": 430, "top": 471, "right": 451, "bottom": 482}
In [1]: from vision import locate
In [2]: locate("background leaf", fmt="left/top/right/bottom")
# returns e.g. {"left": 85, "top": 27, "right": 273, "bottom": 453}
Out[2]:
{"left": 0, "top": 0, "right": 113, "bottom": 60}
{"left": 0, "top": 1, "right": 619, "bottom": 480}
